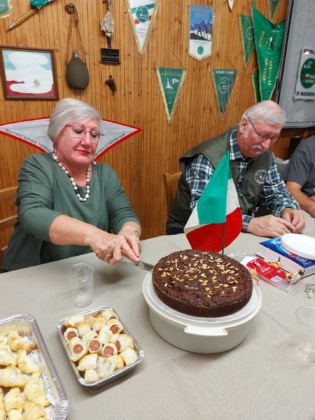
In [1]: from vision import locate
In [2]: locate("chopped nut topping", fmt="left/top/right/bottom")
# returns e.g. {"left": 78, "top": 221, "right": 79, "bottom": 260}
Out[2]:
{"left": 153, "top": 249, "right": 253, "bottom": 317}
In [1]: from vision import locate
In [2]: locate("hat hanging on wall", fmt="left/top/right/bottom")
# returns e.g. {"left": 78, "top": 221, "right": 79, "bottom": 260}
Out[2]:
{"left": 65, "top": 3, "right": 89, "bottom": 89}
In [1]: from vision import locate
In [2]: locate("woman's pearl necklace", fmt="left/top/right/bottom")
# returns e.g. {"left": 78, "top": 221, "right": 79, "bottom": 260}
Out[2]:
{"left": 52, "top": 152, "right": 91, "bottom": 202}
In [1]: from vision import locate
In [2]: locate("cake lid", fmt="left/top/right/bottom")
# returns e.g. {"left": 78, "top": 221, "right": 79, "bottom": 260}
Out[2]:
{"left": 142, "top": 273, "right": 262, "bottom": 328}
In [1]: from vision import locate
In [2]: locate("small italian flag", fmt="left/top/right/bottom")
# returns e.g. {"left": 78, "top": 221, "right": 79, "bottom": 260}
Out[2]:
{"left": 184, "top": 151, "right": 242, "bottom": 252}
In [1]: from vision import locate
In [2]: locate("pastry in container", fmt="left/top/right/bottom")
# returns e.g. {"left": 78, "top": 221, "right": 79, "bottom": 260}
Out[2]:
{"left": 57, "top": 306, "right": 144, "bottom": 389}
{"left": 0, "top": 313, "right": 69, "bottom": 419}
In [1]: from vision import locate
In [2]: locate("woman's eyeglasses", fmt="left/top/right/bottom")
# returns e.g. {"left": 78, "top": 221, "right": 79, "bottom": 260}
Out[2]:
{"left": 249, "top": 120, "right": 279, "bottom": 143}
{"left": 66, "top": 125, "right": 100, "bottom": 141}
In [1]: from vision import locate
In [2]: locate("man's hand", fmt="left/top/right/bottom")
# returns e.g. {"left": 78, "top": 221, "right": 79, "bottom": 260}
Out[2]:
{"left": 247, "top": 211, "right": 304, "bottom": 238}
{"left": 281, "top": 208, "right": 305, "bottom": 233}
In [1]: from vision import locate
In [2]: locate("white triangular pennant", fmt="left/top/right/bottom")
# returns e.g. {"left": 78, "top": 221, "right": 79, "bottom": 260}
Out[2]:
{"left": 0, "top": 118, "right": 141, "bottom": 160}
{"left": 126, "top": 0, "right": 159, "bottom": 54}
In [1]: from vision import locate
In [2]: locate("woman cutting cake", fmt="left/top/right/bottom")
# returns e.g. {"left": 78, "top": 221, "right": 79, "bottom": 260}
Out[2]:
{"left": 2, "top": 98, "right": 141, "bottom": 271}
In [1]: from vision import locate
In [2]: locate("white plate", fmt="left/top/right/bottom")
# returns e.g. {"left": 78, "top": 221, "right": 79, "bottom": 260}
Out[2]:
{"left": 142, "top": 273, "right": 261, "bottom": 326}
{"left": 281, "top": 234, "right": 315, "bottom": 260}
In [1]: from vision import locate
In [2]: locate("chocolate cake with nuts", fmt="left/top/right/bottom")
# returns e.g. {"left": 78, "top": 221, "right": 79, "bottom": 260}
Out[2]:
{"left": 152, "top": 250, "right": 253, "bottom": 317}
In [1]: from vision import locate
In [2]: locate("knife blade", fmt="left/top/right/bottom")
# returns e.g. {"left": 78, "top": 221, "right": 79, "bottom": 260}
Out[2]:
{"left": 135, "top": 261, "right": 155, "bottom": 271}
{"left": 122, "top": 258, "right": 154, "bottom": 271}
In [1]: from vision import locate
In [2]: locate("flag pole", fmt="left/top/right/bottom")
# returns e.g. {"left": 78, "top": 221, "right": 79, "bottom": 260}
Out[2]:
{"left": 221, "top": 223, "right": 226, "bottom": 255}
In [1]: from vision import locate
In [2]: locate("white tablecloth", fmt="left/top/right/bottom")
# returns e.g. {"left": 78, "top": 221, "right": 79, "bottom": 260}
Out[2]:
{"left": 0, "top": 212, "right": 314, "bottom": 420}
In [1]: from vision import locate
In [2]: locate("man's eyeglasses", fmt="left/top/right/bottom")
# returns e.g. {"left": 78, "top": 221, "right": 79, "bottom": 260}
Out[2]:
{"left": 249, "top": 120, "right": 279, "bottom": 143}
{"left": 66, "top": 125, "right": 100, "bottom": 141}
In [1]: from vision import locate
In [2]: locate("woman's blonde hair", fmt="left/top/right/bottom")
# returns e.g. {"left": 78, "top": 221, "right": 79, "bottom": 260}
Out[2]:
{"left": 48, "top": 98, "right": 101, "bottom": 142}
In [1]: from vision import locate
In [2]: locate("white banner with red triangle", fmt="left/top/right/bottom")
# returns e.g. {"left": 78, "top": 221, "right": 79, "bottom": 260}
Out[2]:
{"left": 0, "top": 118, "right": 141, "bottom": 160}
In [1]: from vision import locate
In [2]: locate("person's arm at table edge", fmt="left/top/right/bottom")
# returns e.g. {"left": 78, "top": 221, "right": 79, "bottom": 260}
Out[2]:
{"left": 48, "top": 216, "right": 141, "bottom": 261}
{"left": 286, "top": 181, "right": 315, "bottom": 217}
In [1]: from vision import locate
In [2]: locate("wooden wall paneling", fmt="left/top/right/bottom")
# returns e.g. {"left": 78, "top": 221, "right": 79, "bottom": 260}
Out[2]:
{"left": 0, "top": 0, "right": 299, "bottom": 250}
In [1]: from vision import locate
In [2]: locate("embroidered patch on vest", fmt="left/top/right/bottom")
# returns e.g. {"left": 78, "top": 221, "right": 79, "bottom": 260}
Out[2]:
{"left": 255, "top": 169, "right": 267, "bottom": 184}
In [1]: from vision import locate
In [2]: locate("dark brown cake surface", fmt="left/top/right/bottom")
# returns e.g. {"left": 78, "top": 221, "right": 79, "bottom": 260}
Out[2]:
{"left": 152, "top": 249, "right": 253, "bottom": 317}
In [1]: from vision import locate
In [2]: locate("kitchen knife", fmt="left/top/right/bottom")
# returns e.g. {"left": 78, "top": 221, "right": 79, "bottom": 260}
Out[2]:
{"left": 122, "top": 258, "right": 154, "bottom": 271}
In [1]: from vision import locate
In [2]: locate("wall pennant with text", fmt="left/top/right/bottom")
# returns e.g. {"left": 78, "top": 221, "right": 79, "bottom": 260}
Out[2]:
{"left": 252, "top": 2, "right": 285, "bottom": 100}
{"left": 294, "top": 46, "right": 315, "bottom": 101}
{"left": 0, "top": 118, "right": 141, "bottom": 160}
{"left": 188, "top": 5, "right": 214, "bottom": 61}
{"left": 156, "top": 67, "right": 186, "bottom": 124}
{"left": 211, "top": 69, "right": 237, "bottom": 117}
{"left": 125, "top": 0, "right": 159, "bottom": 54}
{"left": 239, "top": 14, "right": 254, "bottom": 66}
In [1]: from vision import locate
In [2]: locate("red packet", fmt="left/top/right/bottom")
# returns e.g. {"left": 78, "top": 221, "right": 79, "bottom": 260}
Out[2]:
{"left": 246, "top": 257, "right": 288, "bottom": 285}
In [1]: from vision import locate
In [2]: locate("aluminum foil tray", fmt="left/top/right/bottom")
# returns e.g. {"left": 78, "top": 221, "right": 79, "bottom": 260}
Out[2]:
{"left": 0, "top": 313, "right": 69, "bottom": 419}
{"left": 57, "top": 306, "right": 144, "bottom": 389}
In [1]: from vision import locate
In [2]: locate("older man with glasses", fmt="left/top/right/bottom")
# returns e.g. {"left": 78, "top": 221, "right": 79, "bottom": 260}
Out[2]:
{"left": 166, "top": 100, "right": 305, "bottom": 238}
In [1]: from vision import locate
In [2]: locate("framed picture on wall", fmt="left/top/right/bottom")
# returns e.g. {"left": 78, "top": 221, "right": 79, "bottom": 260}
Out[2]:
{"left": 0, "top": 46, "right": 59, "bottom": 100}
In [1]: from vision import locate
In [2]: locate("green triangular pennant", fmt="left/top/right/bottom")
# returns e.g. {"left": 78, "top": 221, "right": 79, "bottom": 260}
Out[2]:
{"left": 156, "top": 67, "right": 186, "bottom": 124}
{"left": 211, "top": 69, "right": 237, "bottom": 117}
{"left": 267, "top": 0, "right": 279, "bottom": 20}
{"left": 239, "top": 14, "right": 254, "bottom": 66}
{"left": 252, "top": 2, "right": 285, "bottom": 100}
{"left": 252, "top": 72, "right": 261, "bottom": 102}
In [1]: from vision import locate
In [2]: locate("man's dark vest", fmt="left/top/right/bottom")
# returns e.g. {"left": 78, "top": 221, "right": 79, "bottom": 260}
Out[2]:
{"left": 166, "top": 127, "right": 273, "bottom": 233}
